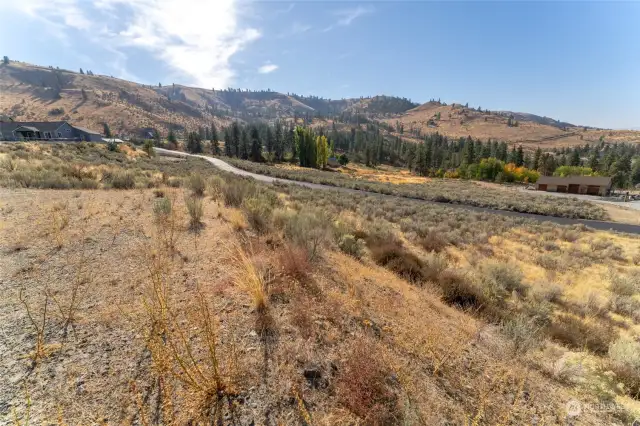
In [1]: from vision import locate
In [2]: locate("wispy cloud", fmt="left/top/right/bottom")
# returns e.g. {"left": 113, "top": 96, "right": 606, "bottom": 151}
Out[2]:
{"left": 278, "top": 22, "right": 312, "bottom": 38}
{"left": 258, "top": 62, "right": 278, "bottom": 74}
{"left": 323, "top": 5, "right": 374, "bottom": 32}
{"left": 273, "top": 3, "right": 294, "bottom": 16}
{"left": 3, "top": 0, "right": 261, "bottom": 88}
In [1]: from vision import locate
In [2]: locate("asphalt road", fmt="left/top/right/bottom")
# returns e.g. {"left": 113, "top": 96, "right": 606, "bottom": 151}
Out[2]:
{"left": 156, "top": 148, "right": 640, "bottom": 235}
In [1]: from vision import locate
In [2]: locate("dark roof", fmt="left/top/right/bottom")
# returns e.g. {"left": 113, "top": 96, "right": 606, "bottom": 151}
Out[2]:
{"left": 0, "top": 121, "right": 67, "bottom": 133}
{"left": 71, "top": 125, "right": 102, "bottom": 135}
{"left": 537, "top": 175, "right": 612, "bottom": 186}
{"left": 14, "top": 126, "right": 40, "bottom": 132}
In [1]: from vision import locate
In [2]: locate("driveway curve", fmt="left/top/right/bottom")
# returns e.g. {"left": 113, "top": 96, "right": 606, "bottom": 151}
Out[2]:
{"left": 156, "top": 148, "right": 640, "bottom": 235}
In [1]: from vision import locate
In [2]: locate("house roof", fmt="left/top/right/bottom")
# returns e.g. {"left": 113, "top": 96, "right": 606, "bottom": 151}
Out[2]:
{"left": 537, "top": 175, "right": 612, "bottom": 186}
{"left": 14, "top": 126, "right": 40, "bottom": 132}
{"left": 71, "top": 125, "right": 102, "bottom": 135}
{"left": 0, "top": 121, "right": 67, "bottom": 133}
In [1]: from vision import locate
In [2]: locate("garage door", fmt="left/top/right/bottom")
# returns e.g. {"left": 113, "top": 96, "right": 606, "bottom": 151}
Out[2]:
{"left": 568, "top": 184, "right": 580, "bottom": 194}
{"left": 557, "top": 185, "right": 567, "bottom": 193}
{"left": 587, "top": 185, "right": 600, "bottom": 195}
{"left": 538, "top": 184, "right": 547, "bottom": 191}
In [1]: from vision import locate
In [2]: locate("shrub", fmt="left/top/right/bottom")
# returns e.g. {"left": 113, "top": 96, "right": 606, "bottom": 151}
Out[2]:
{"left": 417, "top": 230, "right": 448, "bottom": 253}
{"left": 110, "top": 170, "right": 135, "bottom": 189}
{"left": 185, "top": 195, "right": 203, "bottom": 229}
{"left": 501, "top": 314, "right": 544, "bottom": 355}
{"left": 280, "top": 209, "right": 330, "bottom": 261}
{"left": 607, "top": 337, "right": 640, "bottom": 399}
{"left": 208, "top": 176, "right": 225, "bottom": 201}
{"left": 608, "top": 295, "right": 640, "bottom": 322}
{"left": 221, "top": 179, "right": 255, "bottom": 207}
{"left": 336, "top": 341, "right": 401, "bottom": 424}
{"left": 370, "top": 239, "right": 426, "bottom": 283}
{"left": 481, "top": 262, "right": 527, "bottom": 298}
{"left": 535, "top": 254, "right": 561, "bottom": 271}
{"left": 547, "top": 314, "right": 616, "bottom": 355}
{"left": 633, "top": 252, "right": 640, "bottom": 266}
{"left": 278, "top": 244, "right": 311, "bottom": 283}
{"left": 187, "top": 173, "right": 206, "bottom": 197}
{"left": 439, "top": 271, "right": 487, "bottom": 309}
{"left": 143, "top": 139, "right": 155, "bottom": 157}
{"left": 539, "top": 285, "right": 564, "bottom": 304}
{"left": 106, "top": 141, "right": 119, "bottom": 152}
{"left": 48, "top": 107, "right": 65, "bottom": 116}
{"left": 338, "top": 234, "right": 365, "bottom": 259}
{"left": 153, "top": 197, "right": 172, "bottom": 219}
{"left": 242, "top": 195, "right": 275, "bottom": 234}
{"left": 167, "top": 177, "right": 182, "bottom": 187}
{"left": 609, "top": 275, "right": 638, "bottom": 297}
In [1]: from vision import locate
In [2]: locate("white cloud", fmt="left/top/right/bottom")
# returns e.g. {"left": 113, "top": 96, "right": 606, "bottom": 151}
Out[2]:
{"left": 258, "top": 63, "right": 278, "bottom": 74}
{"left": 3, "top": 0, "right": 261, "bottom": 88}
{"left": 323, "top": 5, "right": 374, "bottom": 32}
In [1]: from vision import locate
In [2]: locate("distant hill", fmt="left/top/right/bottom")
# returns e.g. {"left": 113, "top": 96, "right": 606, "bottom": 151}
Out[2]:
{"left": 1, "top": 60, "right": 638, "bottom": 146}
{"left": 384, "top": 101, "right": 640, "bottom": 148}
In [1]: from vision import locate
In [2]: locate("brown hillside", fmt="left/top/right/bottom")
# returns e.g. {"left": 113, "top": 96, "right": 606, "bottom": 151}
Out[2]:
{"left": 385, "top": 102, "right": 640, "bottom": 148}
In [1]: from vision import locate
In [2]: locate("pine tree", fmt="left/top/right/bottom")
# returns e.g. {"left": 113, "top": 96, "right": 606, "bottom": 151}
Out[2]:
{"left": 103, "top": 123, "right": 112, "bottom": 138}
{"left": 79, "top": 68, "right": 84, "bottom": 74}
{"left": 167, "top": 128, "right": 177, "bottom": 146}
{"left": 462, "top": 137, "right": 475, "bottom": 165}
{"left": 224, "top": 128, "right": 232, "bottom": 156}
{"left": 210, "top": 123, "right": 219, "bottom": 154}
{"left": 570, "top": 148, "right": 581, "bottom": 167}
{"left": 250, "top": 126, "right": 262, "bottom": 162}
{"left": 274, "top": 121, "right": 284, "bottom": 161}
{"left": 2, "top": 56, "right": 9, "bottom": 65}
{"left": 231, "top": 122, "right": 241, "bottom": 158}
{"left": 588, "top": 151, "right": 599, "bottom": 171}
{"left": 265, "top": 126, "right": 274, "bottom": 158}
{"left": 186, "top": 131, "right": 203, "bottom": 153}
{"left": 516, "top": 145, "right": 524, "bottom": 167}
{"left": 240, "top": 128, "right": 249, "bottom": 160}
{"left": 533, "top": 148, "right": 542, "bottom": 170}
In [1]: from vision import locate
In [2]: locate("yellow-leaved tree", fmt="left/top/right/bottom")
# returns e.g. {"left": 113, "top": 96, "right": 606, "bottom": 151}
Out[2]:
{"left": 316, "top": 135, "right": 329, "bottom": 169}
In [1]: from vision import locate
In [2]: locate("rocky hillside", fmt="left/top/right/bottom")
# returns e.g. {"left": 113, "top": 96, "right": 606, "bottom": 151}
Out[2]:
{"left": 0, "top": 61, "right": 416, "bottom": 137}
{"left": 384, "top": 101, "right": 640, "bottom": 148}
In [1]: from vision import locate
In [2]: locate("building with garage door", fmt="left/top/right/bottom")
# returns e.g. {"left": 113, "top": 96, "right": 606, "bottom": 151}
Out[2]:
{"left": 535, "top": 175, "right": 612, "bottom": 196}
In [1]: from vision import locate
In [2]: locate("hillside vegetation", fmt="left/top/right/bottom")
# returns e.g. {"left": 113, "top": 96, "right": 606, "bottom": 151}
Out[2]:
{"left": 1, "top": 143, "right": 640, "bottom": 424}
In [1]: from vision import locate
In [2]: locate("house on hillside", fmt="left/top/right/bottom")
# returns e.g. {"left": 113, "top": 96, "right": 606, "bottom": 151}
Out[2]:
{"left": 0, "top": 121, "right": 102, "bottom": 142}
{"left": 536, "top": 175, "right": 612, "bottom": 196}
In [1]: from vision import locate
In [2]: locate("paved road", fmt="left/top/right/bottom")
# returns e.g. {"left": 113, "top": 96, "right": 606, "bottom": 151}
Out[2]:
{"left": 157, "top": 148, "right": 640, "bottom": 235}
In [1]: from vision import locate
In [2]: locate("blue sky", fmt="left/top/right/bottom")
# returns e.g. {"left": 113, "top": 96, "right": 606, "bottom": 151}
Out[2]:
{"left": 0, "top": 1, "right": 638, "bottom": 129}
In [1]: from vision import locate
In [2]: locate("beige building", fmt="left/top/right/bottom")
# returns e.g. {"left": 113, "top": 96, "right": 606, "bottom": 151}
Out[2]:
{"left": 536, "top": 175, "right": 612, "bottom": 196}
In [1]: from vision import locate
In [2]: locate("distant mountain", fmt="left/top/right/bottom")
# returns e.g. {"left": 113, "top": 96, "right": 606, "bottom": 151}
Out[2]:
{"left": 1, "top": 60, "right": 638, "bottom": 146}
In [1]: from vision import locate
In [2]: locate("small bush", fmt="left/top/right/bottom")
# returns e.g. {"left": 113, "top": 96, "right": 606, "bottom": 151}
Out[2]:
{"left": 633, "top": 252, "right": 640, "bottom": 266}
{"left": 481, "top": 262, "right": 527, "bottom": 298}
{"left": 143, "top": 139, "right": 155, "bottom": 157}
{"left": 110, "top": 171, "right": 135, "bottom": 189}
{"left": 48, "top": 107, "right": 65, "bottom": 116}
{"left": 540, "top": 285, "right": 564, "bottom": 304}
{"left": 547, "top": 314, "right": 616, "bottom": 355}
{"left": 222, "top": 179, "right": 255, "bottom": 207}
{"left": 106, "top": 141, "right": 119, "bottom": 152}
{"left": 280, "top": 209, "right": 330, "bottom": 261}
{"left": 370, "top": 240, "right": 426, "bottom": 283}
{"left": 609, "top": 274, "right": 639, "bottom": 297}
{"left": 417, "top": 230, "right": 448, "bottom": 253}
{"left": 607, "top": 337, "right": 640, "bottom": 399}
{"left": 185, "top": 195, "right": 203, "bottom": 229}
{"left": 153, "top": 197, "right": 172, "bottom": 219}
{"left": 208, "top": 176, "right": 225, "bottom": 201}
{"left": 243, "top": 195, "right": 275, "bottom": 234}
{"left": 535, "top": 254, "right": 561, "bottom": 271}
{"left": 501, "top": 314, "right": 544, "bottom": 355}
{"left": 558, "top": 228, "right": 579, "bottom": 242}
{"left": 439, "top": 271, "right": 487, "bottom": 310}
{"left": 278, "top": 244, "right": 311, "bottom": 283}
{"left": 608, "top": 295, "right": 640, "bottom": 322}
{"left": 167, "top": 177, "right": 182, "bottom": 187}
{"left": 338, "top": 234, "right": 365, "bottom": 259}
{"left": 187, "top": 173, "right": 206, "bottom": 197}
{"left": 336, "top": 341, "right": 402, "bottom": 425}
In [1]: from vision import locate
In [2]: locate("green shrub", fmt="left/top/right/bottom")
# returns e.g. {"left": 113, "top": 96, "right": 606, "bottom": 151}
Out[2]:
{"left": 143, "top": 139, "right": 155, "bottom": 157}
{"left": 417, "top": 229, "right": 448, "bottom": 253}
{"left": 607, "top": 337, "right": 640, "bottom": 399}
{"left": 609, "top": 274, "right": 639, "bottom": 297}
{"left": 369, "top": 239, "right": 426, "bottom": 283}
{"left": 535, "top": 254, "right": 561, "bottom": 271}
{"left": 106, "top": 141, "right": 119, "bottom": 152}
{"left": 185, "top": 195, "right": 204, "bottom": 229}
{"left": 187, "top": 173, "right": 206, "bottom": 197}
{"left": 481, "top": 262, "right": 527, "bottom": 298}
{"left": 242, "top": 195, "right": 276, "bottom": 234}
{"left": 338, "top": 234, "right": 365, "bottom": 259}
{"left": 608, "top": 295, "right": 640, "bottom": 322}
{"left": 501, "top": 314, "right": 544, "bottom": 354}
{"left": 222, "top": 179, "right": 255, "bottom": 207}
{"left": 153, "top": 197, "right": 172, "bottom": 219}
{"left": 110, "top": 170, "right": 136, "bottom": 189}
{"left": 280, "top": 209, "right": 330, "bottom": 261}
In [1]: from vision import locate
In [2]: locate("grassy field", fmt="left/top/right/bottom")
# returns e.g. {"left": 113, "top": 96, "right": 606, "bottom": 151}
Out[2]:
{"left": 1, "top": 143, "right": 639, "bottom": 424}
{"left": 222, "top": 157, "right": 608, "bottom": 220}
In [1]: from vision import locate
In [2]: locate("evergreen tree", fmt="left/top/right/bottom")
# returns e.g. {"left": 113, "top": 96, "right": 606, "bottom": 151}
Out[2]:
{"left": 250, "top": 126, "right": 262, "bottom": 162}
{"left": 611, "top": 155, "right": 632, "bottom": 188}
{"left": 516, "top": 145, "right": 524, "bottom": 167}
{"left": 186, "top": 131, "right": 203, "bottom": 153}
{"left": 631, "top": 160, "right": 640, "bottom": 186}
{"left": 274, "top": 121, "right": 284, "bottom": 161}
{"left": 533, "top": 148, "right": 542, "bottom": 171}
{"left": 103, "top": 123, "right": 112, "bottom": 138}
{"left": 265, "top": 126, "right": 274, "bottom": 158}
{"left": 231, "top": 122, "right": 241, "bottom": 157}
{"left": 462, "top": 137, "right": 475, "bottom": 165}
{"left": 210, "top": 123, "right": 220, "bottom": 155}
{"left": 588, "top": 151, "right": 599, "bottom": 171}
{"left": 167, "top": 128, "right": 177, "bottom": 145}
{"left": 570, "top": 148, "right": 581, "bottom": 167}
{"left": 508, "top": 146, "right": 518, "bottom": 164}
{"left": 2, "top": 56, "right": 9, "bottom": 65}
{"left": 224, "top": 128, "right": 232, "bottom": 156}
{"left": 240, "top": 128, "right": 249, "bottom": 160}
{"left": 288, "top": 125, "right": 297, "bottom": 163}
{"left": 79, "top": 68, "right": 84, "bottom": 74}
